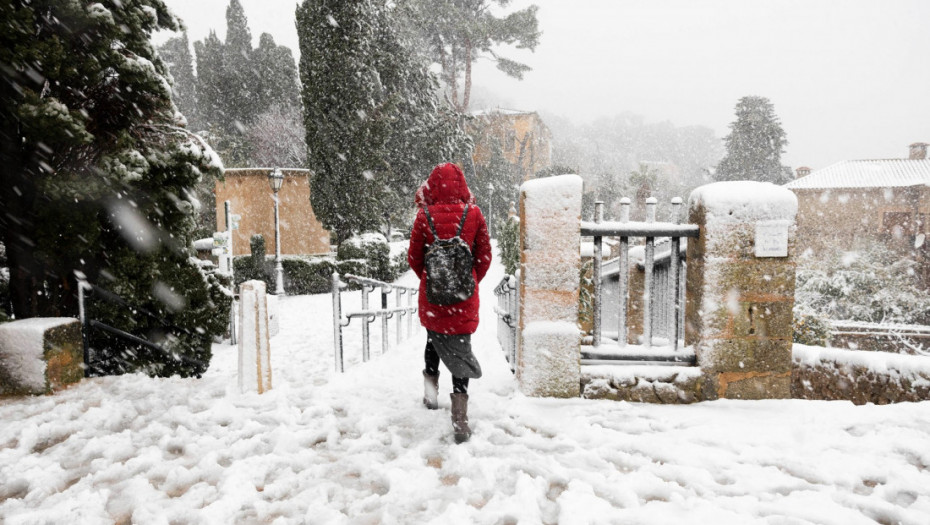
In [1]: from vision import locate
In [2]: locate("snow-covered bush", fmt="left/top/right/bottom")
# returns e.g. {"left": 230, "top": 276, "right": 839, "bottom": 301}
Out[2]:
{"left": 337, "top": 233, "right": 394, "bottom": 282}
{"left": 792, "top": 307, "right": 830, "bottom": 346}
{"left": 795, "top": 247, "right": 930, "bottom": 325}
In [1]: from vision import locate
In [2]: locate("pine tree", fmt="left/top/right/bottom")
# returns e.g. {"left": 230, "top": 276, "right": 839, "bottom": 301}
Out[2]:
{"left": 0, "top": 0, "right": 229, "bottom": 377}
{"left": 409, "top": 0, "right": 541, "bottom": 112}
{"left": 297, "top": 0, "right": 468, "bottom": 243}
{"left": 715, "top": 96, "right": 791, "bottom": 184}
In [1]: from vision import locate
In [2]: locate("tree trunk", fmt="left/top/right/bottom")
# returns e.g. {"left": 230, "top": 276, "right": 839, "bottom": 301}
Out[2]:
{"left": 463, "top": 38, "right": 473, "bottom": 112}
{"left": 449, "top": 43, "right": 459, "bottom": 111}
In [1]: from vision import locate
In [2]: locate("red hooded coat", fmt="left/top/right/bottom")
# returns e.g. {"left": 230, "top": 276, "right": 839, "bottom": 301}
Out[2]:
{"left": 408, "top": 163, "right": 492, "bottom": 334}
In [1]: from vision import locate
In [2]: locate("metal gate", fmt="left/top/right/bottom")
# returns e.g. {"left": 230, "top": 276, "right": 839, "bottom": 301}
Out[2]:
{"left": 581, "top": 197, "right": 698, "bottom": 365}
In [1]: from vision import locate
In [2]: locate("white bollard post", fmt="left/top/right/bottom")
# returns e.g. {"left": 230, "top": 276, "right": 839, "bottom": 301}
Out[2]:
{"left": 238, "top": 280, "right": 272, "bottom": 394}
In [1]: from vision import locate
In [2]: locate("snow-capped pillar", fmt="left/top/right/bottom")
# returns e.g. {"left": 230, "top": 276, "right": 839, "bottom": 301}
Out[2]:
{"left": 685, "top": 182, "right": 798, "bottom": 400}
{"left": 238, "top": 280, "right": 272, "bottom": 394}
{"left": 517, "top": 175, "right": 584, "bottom": 397}
{"left": 0, "top": 318, "right": 83, "bottom": 396}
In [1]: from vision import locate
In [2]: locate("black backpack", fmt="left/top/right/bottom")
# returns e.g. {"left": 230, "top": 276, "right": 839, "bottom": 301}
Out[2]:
{"left": 422, "top": 205, "right": 475, "bottom": 305}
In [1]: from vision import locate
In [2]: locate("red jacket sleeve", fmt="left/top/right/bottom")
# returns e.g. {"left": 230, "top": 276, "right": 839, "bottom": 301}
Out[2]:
{"left": 473, "top": 209, "right": 492, "bottom": 283}
{"left": 407, "top": 208, "right": 429, "bottom": 277}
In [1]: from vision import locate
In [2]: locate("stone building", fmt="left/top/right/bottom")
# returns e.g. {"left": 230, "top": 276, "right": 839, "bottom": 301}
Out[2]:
{"left": 471, "top": 108, "right": 552, "bottom": 181}
{"left": 785, "top": 142, "right": 930, "bottom": 287}
{"left": 214, "top": 168, "right": 331, "bottom": 256}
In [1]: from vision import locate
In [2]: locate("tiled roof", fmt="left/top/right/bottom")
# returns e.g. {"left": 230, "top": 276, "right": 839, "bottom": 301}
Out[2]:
{"left": 785, "top": 159, "right": 930, "bottom": 189}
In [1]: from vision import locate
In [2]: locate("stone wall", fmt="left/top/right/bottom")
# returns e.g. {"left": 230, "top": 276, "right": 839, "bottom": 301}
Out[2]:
{"left": 792, "top": 345, "right": 930, "bottom": 404}
{"left": 685, "top": 182, "right": 798, "bottom": 400}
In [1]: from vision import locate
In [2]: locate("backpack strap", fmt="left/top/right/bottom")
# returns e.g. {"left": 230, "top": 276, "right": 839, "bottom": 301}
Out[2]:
{"left": 455, "top": 204, "right": 470, "bottom": 237}
{"left": 423, "top": 204, "right": 470, "bottom": 239}
{"left": 422, "top": 206, "right": 440, "bottom": 240}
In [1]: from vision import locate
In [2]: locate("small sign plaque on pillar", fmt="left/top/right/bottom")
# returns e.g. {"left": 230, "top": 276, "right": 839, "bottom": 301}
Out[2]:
{"left": 754, "top": 220, "right": 790, "bottom": 257}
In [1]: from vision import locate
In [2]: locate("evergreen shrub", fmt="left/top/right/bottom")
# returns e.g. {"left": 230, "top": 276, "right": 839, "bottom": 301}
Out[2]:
{"left": 497, "top": 215, "right": 520, "bottom": 276}
{"left": 338, "top": 233, "right": 393, "bottom": 282}
{"left": 792, "top": 308, "right": 830, "bottom": 346}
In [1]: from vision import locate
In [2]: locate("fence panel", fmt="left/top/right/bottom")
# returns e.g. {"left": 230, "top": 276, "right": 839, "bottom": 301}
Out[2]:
{"left": 494, "top": 275, "right": 519, "bottom": 372}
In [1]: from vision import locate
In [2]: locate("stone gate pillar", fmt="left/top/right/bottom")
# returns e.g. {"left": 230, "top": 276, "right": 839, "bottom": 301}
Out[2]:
{"left": 685, "top": 181, "right": 798, "bottom": 400}
{"left": 517, "top": 175, "right": 584, "bottom": 397}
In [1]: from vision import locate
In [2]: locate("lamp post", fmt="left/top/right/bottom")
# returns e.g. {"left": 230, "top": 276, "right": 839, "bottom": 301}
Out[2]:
{"left": 268, "top": 167, "right": 285, "bottom": 295}
{"left": 487, "top": 182, "right": 494, "bottom": 239}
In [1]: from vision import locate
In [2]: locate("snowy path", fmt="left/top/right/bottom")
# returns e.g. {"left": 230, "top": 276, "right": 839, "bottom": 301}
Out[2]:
{"left": 2, "top": 251, "right": 930, "bottom": 524}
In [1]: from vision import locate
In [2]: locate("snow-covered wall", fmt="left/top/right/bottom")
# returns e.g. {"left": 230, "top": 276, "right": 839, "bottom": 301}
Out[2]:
{"left": 517, "top": 175, "right": 583, "bottom": 397}
{"left": 0, "top": 318, "right": 83, "bottom": 396}
{"left": 685, "top": 181, "right": 798, "bottom": 400}
{"left": 792, "top": 345, "right": 930, "bottom": 404}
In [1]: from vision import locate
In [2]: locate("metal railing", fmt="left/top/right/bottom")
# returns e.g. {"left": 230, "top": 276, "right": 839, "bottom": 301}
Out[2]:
{"left": 580, "top": 197, "right": 699, "bottom": 365}
{"left": 331, "top": 272, "right": 418, "bottom": 373}
{"left": 493, "top": 274, "right": 519, "bottom": 372}
{"left": 76, "top": 273, "right": 206, "bottom": 377}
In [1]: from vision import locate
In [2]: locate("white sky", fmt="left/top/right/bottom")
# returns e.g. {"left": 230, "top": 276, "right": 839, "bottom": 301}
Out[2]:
{"left": 157, "top": 0, "right": 930, "bottom": 170}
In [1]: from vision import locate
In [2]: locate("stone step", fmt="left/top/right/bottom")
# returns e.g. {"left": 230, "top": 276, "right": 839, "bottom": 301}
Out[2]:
{"left": 581, "top": 364, "right": 704, "bottom": 404}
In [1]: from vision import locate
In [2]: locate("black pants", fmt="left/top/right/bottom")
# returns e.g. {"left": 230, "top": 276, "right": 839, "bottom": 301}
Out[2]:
{"left": 424, "top": 340, "right": 469, "bottom": 394}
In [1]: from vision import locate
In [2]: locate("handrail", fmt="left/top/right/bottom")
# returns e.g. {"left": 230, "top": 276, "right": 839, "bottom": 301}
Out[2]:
{"left": 332, "top": 271, "right": 419, "bottom": 373}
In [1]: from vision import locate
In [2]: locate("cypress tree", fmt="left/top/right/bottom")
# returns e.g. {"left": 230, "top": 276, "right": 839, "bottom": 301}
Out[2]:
{"left": 158, "top": 31, "right": 200, "bottom": 131}
{"left": 297, "top": 0, "right": 468, "bottom": 243}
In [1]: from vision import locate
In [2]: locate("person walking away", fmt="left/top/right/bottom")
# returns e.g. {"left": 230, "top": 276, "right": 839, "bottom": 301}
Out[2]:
{"left": 408, "top": 163, "right": 492, "bottom": 443}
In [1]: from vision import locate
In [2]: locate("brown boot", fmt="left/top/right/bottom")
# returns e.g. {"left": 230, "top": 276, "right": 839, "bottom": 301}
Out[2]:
{"left": 450, "top": 393, "right": 471, "bottom": 443}
{"left": 423, "top": 370, "right": 439, "bottom": 410}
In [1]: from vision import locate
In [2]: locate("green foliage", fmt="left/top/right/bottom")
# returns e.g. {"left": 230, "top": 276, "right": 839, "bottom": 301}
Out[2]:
{"left": 792, "top": 308, "right": 831, "bottom": 346}
{"left": 337, "top": 233, "right": 392, "bottom": 282}
{"left": 497, "top": 215, "right": 520, "bottom": 276}
{"left": 249, "top": 234, "right": 267, "bottom": 277}
{"left": 715, "top": 96, "right": 791, "bottom": 184}
{"left": 408, "top": 0, "right": 541, "bottom": 111}
{"left": 297, "top": 0, "right": 469, "bottom": 243}
{"left": 473, "top": 136, "right": 520, "bottom": 235}
{"left": 87, "top": 258, "right": 232, "bottom": 378}
{"left": 795, "top": 247, "right": 930, "bottom": 325}
{"left": 0, "top": 0, "right": 228, "bottom": 377}
{"left": 181, "top": 1, "right": 302, "bottom": 167}
{"left": 158, "top": 31, "right": 199, "bottom": 130}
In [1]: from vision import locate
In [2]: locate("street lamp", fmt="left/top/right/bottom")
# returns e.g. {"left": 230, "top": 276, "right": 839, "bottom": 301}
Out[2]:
{"left": 487, "top": 182, "right": 494, "bottom": 239}
{"left": 268, "top": 167, "right": 285, "bottom": 295}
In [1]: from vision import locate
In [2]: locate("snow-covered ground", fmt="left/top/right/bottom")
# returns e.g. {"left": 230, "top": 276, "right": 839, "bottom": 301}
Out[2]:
{"left": 2, "top": 251, "right": 930, "bottom": 524}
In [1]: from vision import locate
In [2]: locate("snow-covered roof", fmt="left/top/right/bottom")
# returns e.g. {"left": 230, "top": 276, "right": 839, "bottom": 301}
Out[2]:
{"left": 785, "top": 159, "right": 930, "bottom": 190}
{"left": 471, "top": 107, "right": 535, "bottom": 117}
